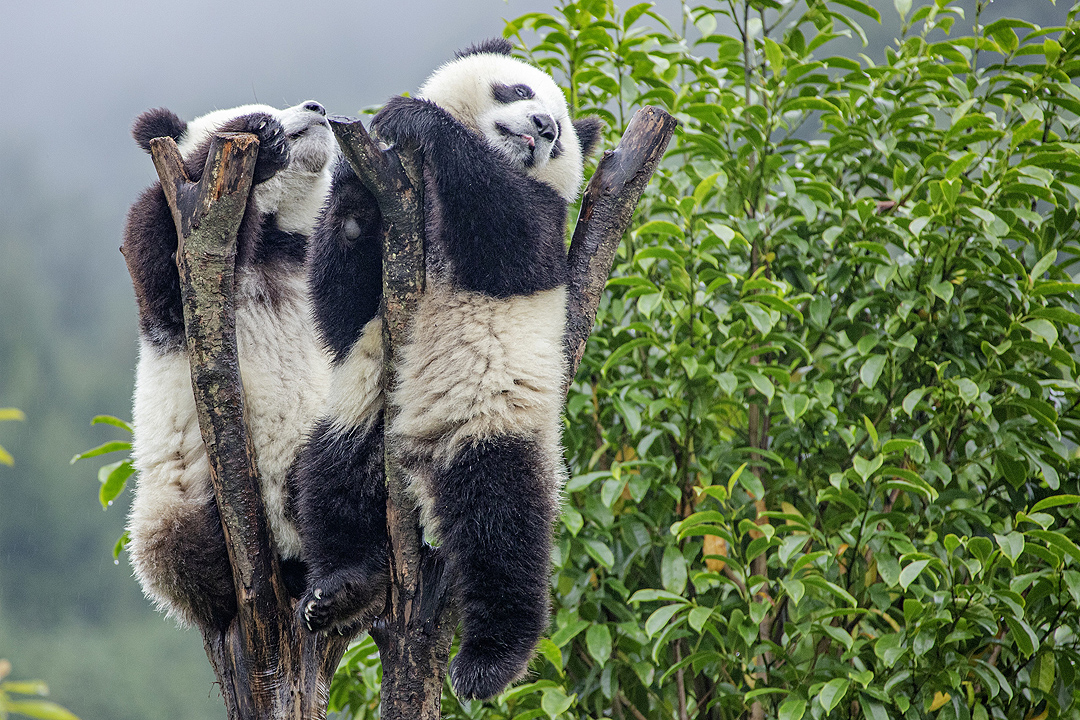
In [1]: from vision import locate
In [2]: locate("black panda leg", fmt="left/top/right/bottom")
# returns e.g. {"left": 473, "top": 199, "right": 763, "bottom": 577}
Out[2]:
{"left": 433, "top": 435, "right": 556, "bottom": 701}
{"left": 295, "top": 418, "right": 390, "bottom": 632}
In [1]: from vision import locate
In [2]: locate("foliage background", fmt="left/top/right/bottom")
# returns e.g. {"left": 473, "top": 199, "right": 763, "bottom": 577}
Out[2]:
{"left": 328, "top": 1, "right": 1080, "bottom": 719}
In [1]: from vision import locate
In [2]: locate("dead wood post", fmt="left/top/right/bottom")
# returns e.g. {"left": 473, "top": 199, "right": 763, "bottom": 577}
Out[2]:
{"left": 331, "top": 104, "right": 676, "bottom": 719}
{"left": 149, "top": 133, "right": 349, "bottom": 720}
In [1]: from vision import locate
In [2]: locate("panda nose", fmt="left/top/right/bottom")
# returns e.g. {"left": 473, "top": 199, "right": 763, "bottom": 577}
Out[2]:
{"left": 532, "top": 113, "right": 556, "bottom": 141}
{"left": 302, "top": 101, "right": 327, "bottom": 116}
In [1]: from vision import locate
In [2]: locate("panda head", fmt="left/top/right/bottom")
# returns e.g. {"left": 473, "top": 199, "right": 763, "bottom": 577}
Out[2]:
{"left": 418, "top": 39, "right": 603, "bottom": 201}
{"left": 132, "top": 102, "right": 337, "bottom": 233}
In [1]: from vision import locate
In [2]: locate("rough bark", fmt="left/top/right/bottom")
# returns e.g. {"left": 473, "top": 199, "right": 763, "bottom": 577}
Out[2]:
{"left": 150, "top": 133, "right": 349, "bottom": 720}
{"left": 331, "top": 105, "right": 675, "bottom": 719}
{"left": 564, "top": 106, "right": 678, "bottom": 384}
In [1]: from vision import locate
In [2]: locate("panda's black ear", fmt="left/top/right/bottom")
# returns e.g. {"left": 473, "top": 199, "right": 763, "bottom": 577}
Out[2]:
{"left": 456, "top": 38, "right": 513, "bottom": 59}
{"left": 132, "top": 108, "right": 187, "bottom": 154}
{"left": 573, "top": 116, "right": 604, "bottom": 159}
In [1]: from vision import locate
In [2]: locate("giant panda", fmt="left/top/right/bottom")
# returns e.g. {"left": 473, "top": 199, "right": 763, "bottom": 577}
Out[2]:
{"left": 122, "top": 101, "right": 337, "bottom": 630}
{"left": 293, "top": 39, "right": 602, "bottom": 700}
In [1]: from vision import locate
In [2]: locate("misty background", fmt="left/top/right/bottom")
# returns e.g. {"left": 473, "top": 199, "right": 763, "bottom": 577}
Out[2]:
{"left": 0, "top": 1, "right": 1069, "bottom": 718}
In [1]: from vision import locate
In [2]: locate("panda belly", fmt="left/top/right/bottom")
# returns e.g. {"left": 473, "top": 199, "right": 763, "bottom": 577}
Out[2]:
{"left": 390, "top": 283, "right": 568, "bottom": 528}
{"left": 128, "top": 269, "right": 329, "bottom": 570}
{"left": 233, "top": 270, "right": 332, "bottom": 556}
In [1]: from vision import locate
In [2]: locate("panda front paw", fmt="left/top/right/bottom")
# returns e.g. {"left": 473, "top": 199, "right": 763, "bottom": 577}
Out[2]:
{"left": 218, "top": 113, "right": 290, "bottom": 184}
{"left": 370, "top": 96, "right": 445, "bottom": 151}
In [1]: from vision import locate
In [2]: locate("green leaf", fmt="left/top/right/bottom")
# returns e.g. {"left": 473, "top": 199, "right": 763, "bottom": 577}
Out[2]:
{"left": 549, "top": 619, "right": 590, "bottom": 648}
{"left": 743, "top": 370, "right": 774, "bottom": 403}
{"left": 954, "top": 378, "right": 979, "bottom": 404}
{"left": 536, "top": 638, "right": 564, "bottom": 676}
{"left": 818, "top": 678, "right": 850, "bottom": 713}
{"left": 1029, "top": 529, "right": 1080, "bottom": 565}
{"left": 1024, "top": 318, "right": 1058, "bottom": 347}
{"left": 541, "top": 687, "right": 574, "bottom": 719}
{"left": 875, "top": 633, "right": 906, "bottom": 668}
{"left": 2, "top": 680, "right": 49, "bottom": 696}
{"left": 1032, "top": 652, "right": 1055, "bottom": 694}
{"left": 70, "top": 441, "right": 131, "bottom": 464}
{"left": 688, "top": 606, "right": 713, "bottom": 633}
{"left": 994, "top": 532, "right": 1024, "bottom": 565}
{"left": 585, "top": 623, "right": 612, "bottom": 666}
{"left": 860, "top": 355, "right": 887, "bottom": 390}
{"left": 634, "top": 221, "right": 684, "bottom": 240}
{"left": 902, "top": 387, "right": 928, "bottom": 415}
{"left": 894, "top": 0, "right": 911, "bottom": 20}
{"left": 831, "top": 0, "right": 881, "bottom": 21}
{"left": 743, "top": 302, "right": 777, "bottom": 336}
{"left": 0, "top": 407, "right": 27, "bottom": 422}
{"left": 3, "top": 700, "right": 80, "bottom": 720}
{"left": 98, "top": 459, "right": 135, "bottom": 508}
{"left": 929, "top": 280, "right": 954, "bottom": 304}
{"left": 1031, "top": 249, "right": 1058, "bottom": 279}
{"left": 899, "top": 559, "right": 929, "bottom": 590}
{"left": 645, "top": 604, "right": 684, "bottom": 637}
{"left": 90, "top": 415, "right": 133, "bottom": 432}
{"left": 862, "top": 698, "right": 889, "bottom": 720}
{"left": 1032, "top": 495, "right": 1080, "bottom": 513}
{"left": 112, "top": 531, "right": 130, "bottom": 560}
{"left": 661, "top": 545, "right": 687, "bottom": 593}
{"left": 583, "top": 539, "right": 615, "bottom": 569}
{"left": 778, "top": 697, "right": 807, "bottom": 720}
{"left": 1004, "top": 616, "right": 1040, "bottom": 658}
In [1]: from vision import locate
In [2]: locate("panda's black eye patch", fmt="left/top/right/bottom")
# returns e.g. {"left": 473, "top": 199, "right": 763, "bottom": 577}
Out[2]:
{"left": 492, "top": 82, "right": 535, "bottom": 104}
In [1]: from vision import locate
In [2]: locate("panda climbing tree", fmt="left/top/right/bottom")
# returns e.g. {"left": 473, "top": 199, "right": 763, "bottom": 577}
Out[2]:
{"left": 139, "top": 43, "right": 674, "bottom": 720}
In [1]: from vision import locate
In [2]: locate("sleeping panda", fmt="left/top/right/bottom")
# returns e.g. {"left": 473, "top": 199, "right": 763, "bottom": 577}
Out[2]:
{"left": 122, "top": 101, "right": 336, "bottom": 630}
{"left": 294, "top": 39, "right": 602, "bottom": 700}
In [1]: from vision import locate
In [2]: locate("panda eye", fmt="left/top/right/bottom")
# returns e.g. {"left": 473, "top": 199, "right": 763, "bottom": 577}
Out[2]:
{"left": 492, "top": 82, "right": 536, "bottom": 104}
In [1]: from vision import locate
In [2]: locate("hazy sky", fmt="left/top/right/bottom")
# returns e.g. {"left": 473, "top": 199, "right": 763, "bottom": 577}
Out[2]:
{"left": 0, "top": 0, "right": 560, "bottom": 204}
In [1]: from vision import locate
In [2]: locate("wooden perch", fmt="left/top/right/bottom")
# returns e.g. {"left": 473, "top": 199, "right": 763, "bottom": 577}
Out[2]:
{"left": 330, "top": 104, "right": 675, "bottom": 720}
{"left": 149, "top": 133, "right": 349, "bottom": 720}
{"left": 564, "top": 106, "right": 678, "bottom": 386}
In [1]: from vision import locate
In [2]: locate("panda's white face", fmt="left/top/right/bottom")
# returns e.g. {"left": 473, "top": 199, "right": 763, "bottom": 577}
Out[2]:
{"left": 177, "top": 102, "right": 337, "bottom": 235}
{"left": 418, "top": 54, "right": 585, "bottom": 202}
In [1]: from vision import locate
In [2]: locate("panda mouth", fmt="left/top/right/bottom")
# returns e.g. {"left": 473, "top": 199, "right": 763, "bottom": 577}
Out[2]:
{"left": 496, "top": 123, "right": 536, "bottom": 149}
{"left": 288, "top": 118, "right": 331, "bottom": 140}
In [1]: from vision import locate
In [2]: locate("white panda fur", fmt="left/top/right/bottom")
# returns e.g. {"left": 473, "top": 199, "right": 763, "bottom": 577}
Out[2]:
{"left": 294, "top": 39, "right": 603, "bottom": 701}
{"left": 122, "top": 101, "right": 336, "bottom": 629}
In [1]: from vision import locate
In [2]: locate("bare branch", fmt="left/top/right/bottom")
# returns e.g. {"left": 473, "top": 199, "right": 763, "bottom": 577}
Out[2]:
{"left": 564, "top": 106, "right": 678, "bottom": 388}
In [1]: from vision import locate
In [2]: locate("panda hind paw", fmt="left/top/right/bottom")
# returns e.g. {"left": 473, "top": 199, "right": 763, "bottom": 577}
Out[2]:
{"left": 298, "top": 571, "right": 387, "bottom": 634}
{"left": 449, "top": 640, "right": 531, "bottom": 701}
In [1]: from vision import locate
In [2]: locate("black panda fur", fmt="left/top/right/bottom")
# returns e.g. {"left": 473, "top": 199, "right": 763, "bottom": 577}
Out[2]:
{"left": 122, "top": 101, "right": 337, "bottom": 630}
{"left": 294, "top": 39, "right": 602, "bottom": 700}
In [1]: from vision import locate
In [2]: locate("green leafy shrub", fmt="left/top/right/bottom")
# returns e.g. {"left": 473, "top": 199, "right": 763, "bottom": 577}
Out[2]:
{"left": 334, "top": 2, "right": 1080, "bottom": 718}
